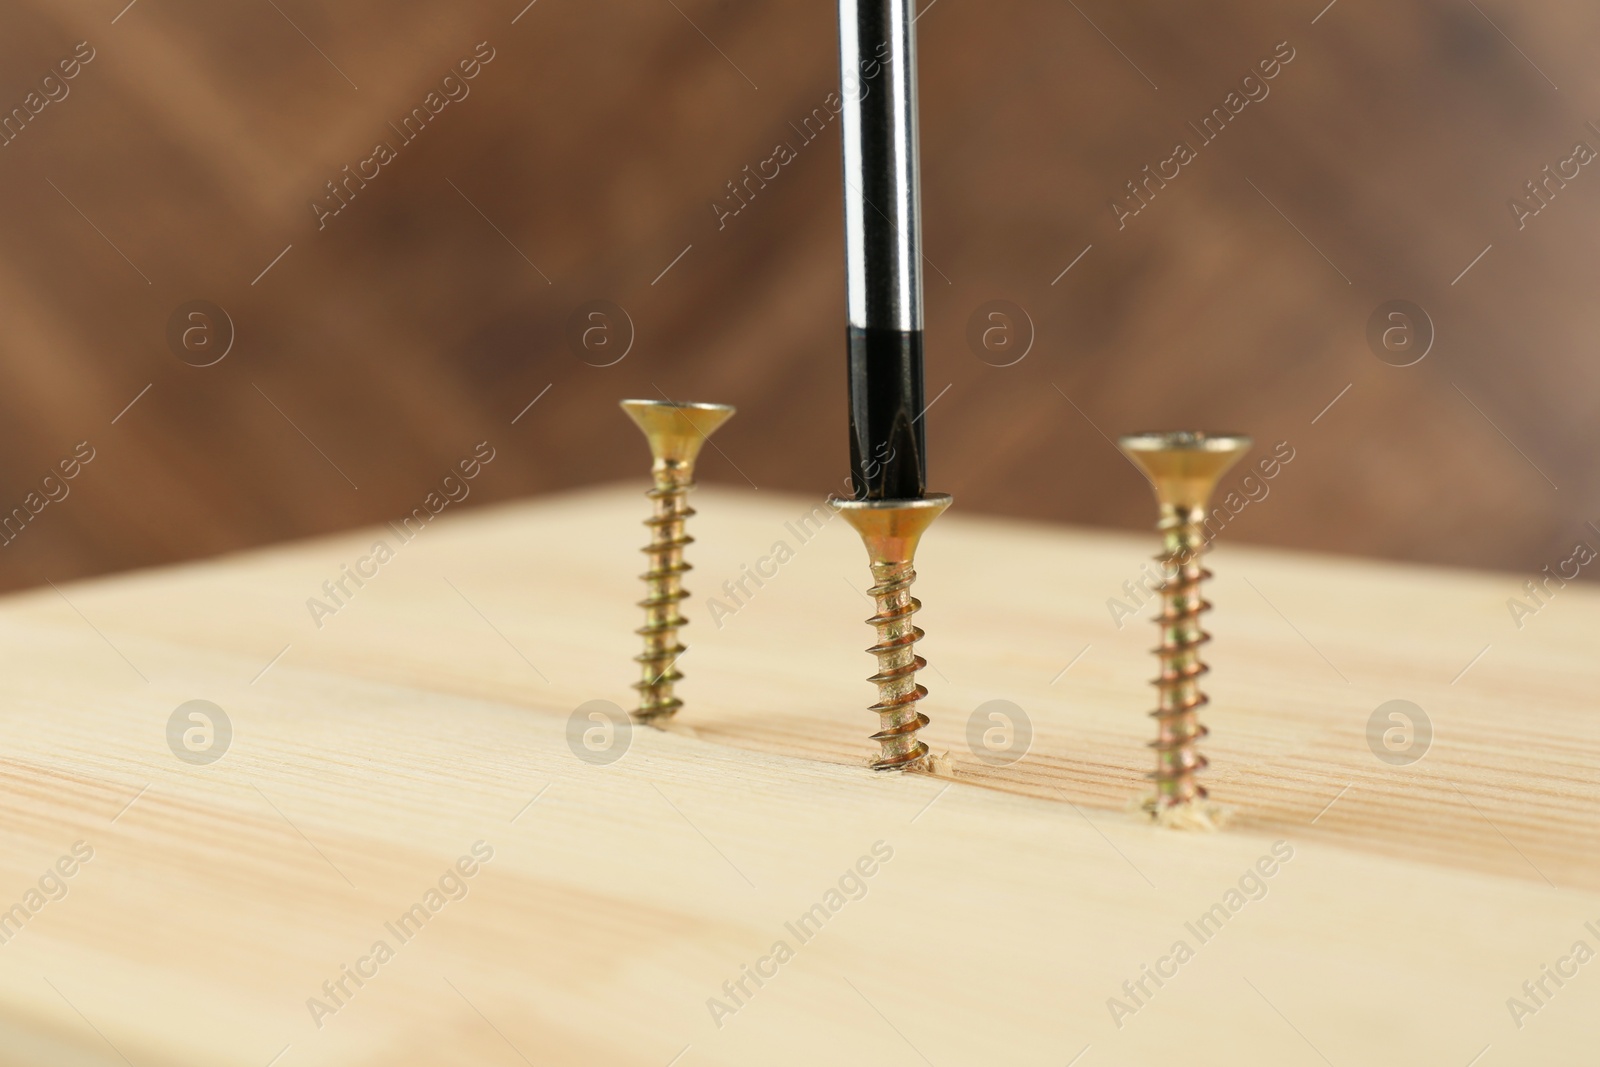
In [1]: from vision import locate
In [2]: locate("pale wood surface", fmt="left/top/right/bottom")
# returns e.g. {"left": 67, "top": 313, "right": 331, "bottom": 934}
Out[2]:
{"left": 0, "top": 483, "right": 1596, "bottom": 1065}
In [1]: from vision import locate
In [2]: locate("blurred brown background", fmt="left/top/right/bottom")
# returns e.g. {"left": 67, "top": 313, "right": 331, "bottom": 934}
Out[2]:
{"left": 0, "top": 0, "right": 1595, "bottom": 593}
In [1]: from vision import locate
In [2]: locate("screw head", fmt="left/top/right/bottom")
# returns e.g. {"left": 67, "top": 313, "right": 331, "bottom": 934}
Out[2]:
{"left": 831, "top": 493, "right": 952, "bottom": 565}
{"left": 620, "top": 399, "right": 735, "bottom": 470}
{"left": 1118, "top": 431, "right": 1253, "bottom": 512}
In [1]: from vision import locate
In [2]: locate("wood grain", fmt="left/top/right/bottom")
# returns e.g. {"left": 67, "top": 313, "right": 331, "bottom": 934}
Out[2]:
{"left": 0, "top": 485, "right": 1593, "bottom": 1064}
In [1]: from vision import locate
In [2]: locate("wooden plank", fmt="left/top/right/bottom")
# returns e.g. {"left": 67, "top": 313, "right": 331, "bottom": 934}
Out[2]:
{"left": 0, "top": 484, "right": 1593, "bottom": 1065}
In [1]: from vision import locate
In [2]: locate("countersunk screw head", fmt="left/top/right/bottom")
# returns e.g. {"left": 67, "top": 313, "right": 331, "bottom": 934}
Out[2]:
{"left": 620, "top": 399, "right": 735, "bottom": 473}
{"left": 1118, "top": 431, "right": 1253, "bottom": 513}
{"left": 832, "top": 493, "right": 952, "bottom": 565}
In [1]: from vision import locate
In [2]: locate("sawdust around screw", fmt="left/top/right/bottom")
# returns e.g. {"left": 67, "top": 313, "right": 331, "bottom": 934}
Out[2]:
{"left": 1138, "top": 795, "right": 1230, "bottom": 832}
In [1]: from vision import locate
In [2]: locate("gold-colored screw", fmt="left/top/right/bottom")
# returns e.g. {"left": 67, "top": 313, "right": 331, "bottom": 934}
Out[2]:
{"left": 832, "top": 494, "right": 952, "bottom": 771}
{"left": 1118, "top": 432, "right": 1251, "bottom": 820}
{"left": 621, "top": 399, "right": 736, "bottom": 725}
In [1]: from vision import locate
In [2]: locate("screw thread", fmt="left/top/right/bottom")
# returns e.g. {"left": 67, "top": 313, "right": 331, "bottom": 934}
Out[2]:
{"left": 634, "top": 472, "right": 693, "bottom": 722}
{"left": 1149, "top": 512, "right": 1212, "bottom": 806}
{"left": 862, "top": 559, "right": 931, "bottom": 771}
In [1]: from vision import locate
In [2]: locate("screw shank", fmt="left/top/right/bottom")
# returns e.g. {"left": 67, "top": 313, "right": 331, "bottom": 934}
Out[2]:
{"left": 634, "top": 472, "right": 693, "bottom": 722}
{"left": 1150, "top": 513, "right": 1215, "bottom": 804}
{"left": 863, "top": 559, "right": 930, "bottom": 770}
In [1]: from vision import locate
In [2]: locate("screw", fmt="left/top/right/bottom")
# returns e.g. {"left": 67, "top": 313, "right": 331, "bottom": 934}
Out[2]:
{"left": 621, "top": 399, "right": 735, "bottom": 724}
{"left": 1118, "top": 432, "right": 1251, "bottom": 818}
{"left": 832, "top": 494, "right": 952, "bottom": 770}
